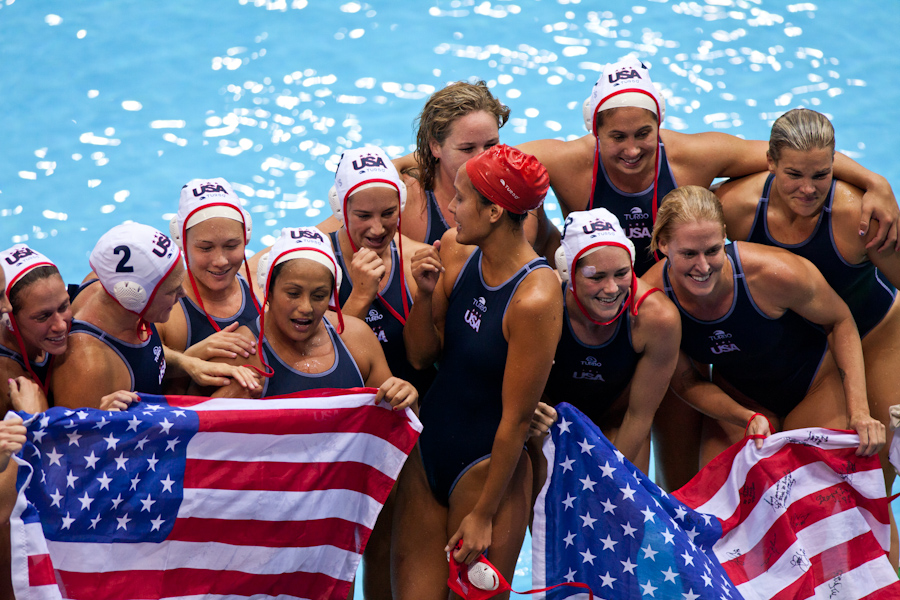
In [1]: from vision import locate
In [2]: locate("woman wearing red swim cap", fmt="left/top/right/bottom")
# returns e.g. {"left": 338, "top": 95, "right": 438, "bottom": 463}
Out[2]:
{"left": 394, "top": 144, "right": 563, "bottom": 599}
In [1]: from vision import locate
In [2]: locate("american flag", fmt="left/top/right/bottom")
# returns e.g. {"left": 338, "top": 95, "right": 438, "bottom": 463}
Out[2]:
{"left": 10, "top": 388, "right": 421, "bottom": 600}
{"left": 533, "top": 403, "right": 741, "bottom": 599}
{"left": 674, "top": 426, "right": 900, "bottom": 600}
{"left": 533, "top": 403, "right": 899, "bottom": 600}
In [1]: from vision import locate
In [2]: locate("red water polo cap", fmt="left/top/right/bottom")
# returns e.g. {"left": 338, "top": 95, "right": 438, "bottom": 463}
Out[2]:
{"left": 465, "top": 144, "right": 549, "bottom": 214}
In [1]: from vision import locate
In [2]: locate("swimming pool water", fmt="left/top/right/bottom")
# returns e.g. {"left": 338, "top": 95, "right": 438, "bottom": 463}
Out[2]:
{"left": 2, "top": 0, "right": 898, "bottom": 594}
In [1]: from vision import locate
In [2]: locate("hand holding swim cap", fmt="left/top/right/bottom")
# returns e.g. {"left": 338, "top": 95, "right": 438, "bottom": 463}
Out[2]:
{"left": 584, "top": 55, "right": 666, "bottom": 133}
{"left": 465, "top": 144, "right": 549, "bottom": 214}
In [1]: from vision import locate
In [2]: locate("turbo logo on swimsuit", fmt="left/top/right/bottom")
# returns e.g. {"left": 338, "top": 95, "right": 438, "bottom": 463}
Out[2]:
{"left": 573, "top": 356, "right": 604, "bottom": 381}
{"left": 465, "top": 297, "right": 488, "bottom": 332}
{"left": 709, "top": 330, "right": 740, "bottom": 354}
{"left": 624, "top": 207, "right": 652, "bottom": 239}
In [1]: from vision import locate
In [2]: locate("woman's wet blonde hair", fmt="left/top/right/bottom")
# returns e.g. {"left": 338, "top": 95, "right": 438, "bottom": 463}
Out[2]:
{"left": 412, "top": 81, "right": 510, "bottom": 193}
{"left": 768, "top": 108, "right": 835, "bottom": 164}
{"left": 650, "top": 186, "right": 726, "bottom": 255}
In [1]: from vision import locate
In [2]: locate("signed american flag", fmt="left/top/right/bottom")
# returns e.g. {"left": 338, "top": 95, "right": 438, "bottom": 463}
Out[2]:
{"left": 675, "top": 425, "right": 899, "bottom": 600}
{"left": 533, "top": 403, "right": 898, "bottom": 600}
{"left": 10, "top": 388, "right": 421, "bottom": 600}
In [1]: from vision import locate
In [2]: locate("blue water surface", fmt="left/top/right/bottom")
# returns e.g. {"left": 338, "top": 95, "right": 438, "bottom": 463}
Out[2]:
{"left": 2, "top": 0, "right": 899, "bottom": 594}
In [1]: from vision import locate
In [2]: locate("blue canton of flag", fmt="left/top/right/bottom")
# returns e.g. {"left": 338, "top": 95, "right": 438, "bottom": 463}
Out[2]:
{"left": 17, "top": 398, "right": 195, "bottom": 544}
{"left": 532, "top": 403, "right": 744, "bottom": 599}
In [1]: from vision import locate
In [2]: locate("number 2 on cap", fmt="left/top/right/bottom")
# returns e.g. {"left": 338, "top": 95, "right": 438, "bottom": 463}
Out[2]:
{"left": 113, "top": 245, "right": 134, "bottom": 273}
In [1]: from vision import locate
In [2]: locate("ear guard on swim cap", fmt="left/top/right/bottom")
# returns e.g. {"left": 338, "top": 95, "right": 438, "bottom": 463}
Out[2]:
{"left": 555, "top": 245, "right": 571, "bottom": 283}
{"left": 169, "top": 178, "right": 253, "bottom": 250}
{"left": 330, "top": 146, "right": 407, "bottom": 224}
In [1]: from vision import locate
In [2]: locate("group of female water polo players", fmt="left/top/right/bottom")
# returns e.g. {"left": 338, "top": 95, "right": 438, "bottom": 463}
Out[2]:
{"left": 1, "top": 55, "right": 898, "bottom": 599}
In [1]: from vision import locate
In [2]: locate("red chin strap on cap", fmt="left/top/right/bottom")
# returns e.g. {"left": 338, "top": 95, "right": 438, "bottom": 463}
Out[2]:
{"left": 249, "top": 246, "right": 345, "bottom": 380}
{"left": 5, "top": 313, "right": 56, "bottom": 396}
{"left": 568, "top": 242, "right": 638, "bottom": 327}
{"left": 448, "top": 540, "right": 594, "bottom": 600}
{"left": 185, "top": 256, "right": 263, "bottom": 333}
{"left": 4, "top": 258, "right": 57, "bottom": 396}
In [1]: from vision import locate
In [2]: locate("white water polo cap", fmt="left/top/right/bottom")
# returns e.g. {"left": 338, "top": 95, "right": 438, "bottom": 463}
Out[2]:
{"left": 169, "top": 177, "right": 252, "bottom": 248}
{"left": 90, "top": 223, "right": 182, "bottom": 315}
{"left": 329, "top": 146, "right": 406, "bottom": 223}
{"left": 1, "top": 244, "right": 56, "bottom": 301}
{"left": 557, "top": 208, "right": 635, "bottom": 284}
{"left": 583, "top": 55, "right": 665, "bottom": 134}
{"left": 257, "top": 227, "right": 343, "bottom": 298}
{"left": 256, "top": 227, "right": 344, "bottom": 333}
{"left": 0, "top": 244, "right": 56, "bottom": 336}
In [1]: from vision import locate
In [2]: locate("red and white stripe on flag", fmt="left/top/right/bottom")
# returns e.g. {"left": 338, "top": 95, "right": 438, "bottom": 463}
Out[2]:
{"left": 10, "top": 388, "right": 421, "bottom": 600}
{"left": 675, "top": 428, "right": 900, "bottom": 600}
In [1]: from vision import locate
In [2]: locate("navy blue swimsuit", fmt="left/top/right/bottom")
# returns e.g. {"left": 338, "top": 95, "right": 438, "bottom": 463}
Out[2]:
{"left": 747, "top": 174, "right": 896, "bottom": 337}
{"left": 663, "top": 243, "right": 828, "bottom": 417}
{"left": 424, "top": 190, "right": 450, "bottom": 245}
{"left": 247, "top": 317, "right": 364, "bottom": 398}
{"left": 588, "top": 142, "right": 678, "bottom": 276}
{"left": 418, "top": 249, "right": 551, "bottom": 505}
{"left": 69, "top": 320, "right": 166, "bottom": 395}
{"left": 330, "top": 233, "right": 436, "bottom": 393}
{"left": 543, "top": 286, "right": 640, "bottom": 424}
{"left": 178, "top": 276, "right": 260, "bottom": 350}
{"left": 0, "top": 342, "right": 52, "bottom": 391}
{"left": 67, "top": 278, "right": 99, "bottom": 303}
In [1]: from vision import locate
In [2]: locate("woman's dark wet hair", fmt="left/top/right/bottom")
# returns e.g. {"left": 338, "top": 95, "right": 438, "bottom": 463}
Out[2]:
{"left": 9, "top": 266, "right": 62, "bottom": 314}
{"left": 475, "top": 190, "right": 529, "bottom": 226}
{"left": 266, "top": 259, "right": 336, "bottom": 300}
